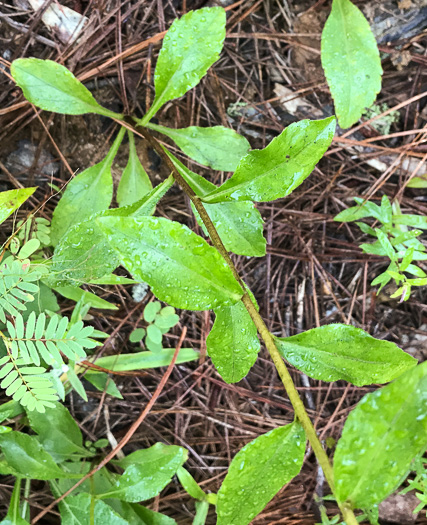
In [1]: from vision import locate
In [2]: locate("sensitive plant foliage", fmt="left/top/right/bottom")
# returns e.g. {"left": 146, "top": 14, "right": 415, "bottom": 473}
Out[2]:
{"left": 321, "top": 0, "right": 382, "bottom": 128}
{"left": 0, "top": 243, "right": 100, "bottom": 412}
{"left": 335, "top": 195, "right": 427, "bottom": 299}
{"left": 16, "top": 215, "right": 51, "bottom": 247}
{"left": 4, "top": 5, "right": 425, "bottom": 524}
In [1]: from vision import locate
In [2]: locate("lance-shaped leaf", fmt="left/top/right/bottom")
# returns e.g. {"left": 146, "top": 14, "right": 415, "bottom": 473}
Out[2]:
{"left": 51, "top": 176, "right": 174, "bottom": 285}
{"left": 51, "top": 127, "right": 125, "bottom": 245}
{"left": 1, "top": 478, "right": 30, "bottom": 525}
{"left": 217, "top": 422, "right": 306, "bottom": 525}
{"left": 96, "top": 216, "right": 244, "bottom": 310}
{"left": 149, "top": 123, "right": 250, "bottom": 171}
{"left": 86, "top": 348, "right": 199, "bottom": 372}
{"left": 11, "top": 59, "right": 123, "bottom": 119}
{"left": 334, "top": 362, "right": 427, "bottom": 509}
{"left": 207, "top": 301, "right": 260, "bottom": 383}
{"left": 117, "top": 131, "right": 152, "bottom": 207}
{"left": 275, "top": 324, "right": 416, "bottom": 386}
{"left": 59, "top": 493, "right": 129, "bottom": 525}
{"left": 110, "top": 502, "right": 177, "bottom": 525}
{"left": 0, "top": 431, "right": 74, "bottom": 479}
{"left": 321, "top": 0, "right": 382, "bottom": 129}
{"left": 202, "top": 117, "right": 336, "bottom": 204}
{"left": 166, "top": 150, "right": 266, "bottom": 256}
{"left": 0, "top": 188, "right": 36, "bottom": 226}
{"left": 99, "top": 443, "right": 188, "bottom": 502}
{"left": 53, "top": 286, "right": 118, "bottom": 310}
{"left": 141, "top": 7, "right": 226, "bottom": 124}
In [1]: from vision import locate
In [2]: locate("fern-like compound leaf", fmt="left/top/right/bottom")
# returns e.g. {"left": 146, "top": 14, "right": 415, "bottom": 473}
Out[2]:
{"left": 5, "top": 312, "right": 97, "bottom": 366}
{"left": 0, "top": 256, "right": 40, "bottom": 323}
{"left": 0, "top": 354, "right": 57, "bottom": 412}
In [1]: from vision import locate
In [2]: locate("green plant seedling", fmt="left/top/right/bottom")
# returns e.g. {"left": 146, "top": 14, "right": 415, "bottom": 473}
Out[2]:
{"left": 130, "top": 301, "right": 180, "bottom": 352}
{"left": 335, "top": 195, "right": 427, "bottom": 300}
{"left": 3, "top": 5, "right": 423, "bottom": 525}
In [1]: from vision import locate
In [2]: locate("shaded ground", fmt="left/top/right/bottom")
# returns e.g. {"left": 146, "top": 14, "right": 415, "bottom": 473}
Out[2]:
{"left": 1, "top": 0, "right": 427, "bottom": 523}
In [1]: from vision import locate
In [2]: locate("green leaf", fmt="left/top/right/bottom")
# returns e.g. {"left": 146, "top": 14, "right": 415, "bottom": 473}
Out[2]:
{"left": 393, "top": 214, "right": 427, "bottom": 230}
{"left": 0, "top": 431, "right": 74, "bottom": 479}
{"left": 207, "top": 301, "right": 259, "bottom": 383}
{"left": 194, "top": 501, "right": 209, "bottom": 525}
{"left": 0, "top": 478, "right": 30, "bottom": 525}
{"left": 96, "top": 216, "right": 244, "bottom": 310}
{"left": 89, "top": 274, "right": 137, "bottom": 286}
{"left": 321, "top": 0, "right": 382, "bottom": 129}
{"left": 18, "top": 238, "right": 40, "bottom": 259}
{"left": 202, "top": 117, "right": 336, "bottom": 204}
{"left": 144, "top": 301, "right": 162, "bottom": 322}
{"left": 100, "top": 443, "right": 188, "bottom": 502}
{"left": 86, "top": 348, "right": 199, "bottom": 372}
{"left": 0, "top": 188, "right": 36, "bottom": 226}
{"left": 147, "top": 324, "right": 162, "bottom": 344}
{"left": 148, "top": 123, "right": 250, "bottom": 171}
{"left": 217, "top": 422, "right": 306, "bottom": 525}
{"left": 391, "top": 230, "right": 422, "bottom": 246}
{"left": 0, "top": 399, "right": 24, "bottom": 424}
{"left": 166, "top": 150, "right": 266, "bottom": 257}
{"left": 51, "top": 176, "right": 174, "bottom": 285}
{"left": 112, "top": 502, "right": 177, "bottom": 525}
{"left": 335, "top": 205, "right": 375, "bottom": 223}
{"left": 85, "top": 371, "right": 123, "bottom": 399}
{"left": 11, "top": 59, "right": 123, "bottom": 119}
{"left": 334, "top": 362, "right": 427, "bottom": 508}
{"left": 407, "top": 176, "right": 427, "bottom": 189}
{"left": 51, "top": 127, "right": 125, "bottom": 245}
{"left": 176, "top": 466, "right": 206, "bottom": 501}
{"left": 375, "top": 229, "right": 396, "bottom": 261}
{"left": 275, "top": 324, "right": 416, "bottom": 386}
{"left": 54, "top": 285, "right": 118, "bottom": 310}
{"left": 27, "top": 403, "right": 92, "bottom": 461}
{"left": 0, "top": 257, "right": 41, "bottom": 324}
{"left": 141, "top": 8, "right": 226, "bottom": 124}
{"left": 129, "top": 328, "right": 146, "bottom": 343}
{"left": 66, "top": 364, "right": 88, "bottom": 402}
{"left": 379, "top": 195, "right": 392, "bottom": 225}
{"left": 154, "top": 313, "right": 179, "bottom": 330}
{"left": 60, "top": 493, "right": 129, "bottom": 525}
{"left": 22, "top": 283, "right": 59, "bottom": 319}
{"left": 117, "top": 132, "right": 152, "bottom": 207}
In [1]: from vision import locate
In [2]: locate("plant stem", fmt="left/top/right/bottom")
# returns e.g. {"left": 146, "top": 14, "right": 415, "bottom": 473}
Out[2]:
{"left": 137, "top": 126, "right": 359, "bottom": 525}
